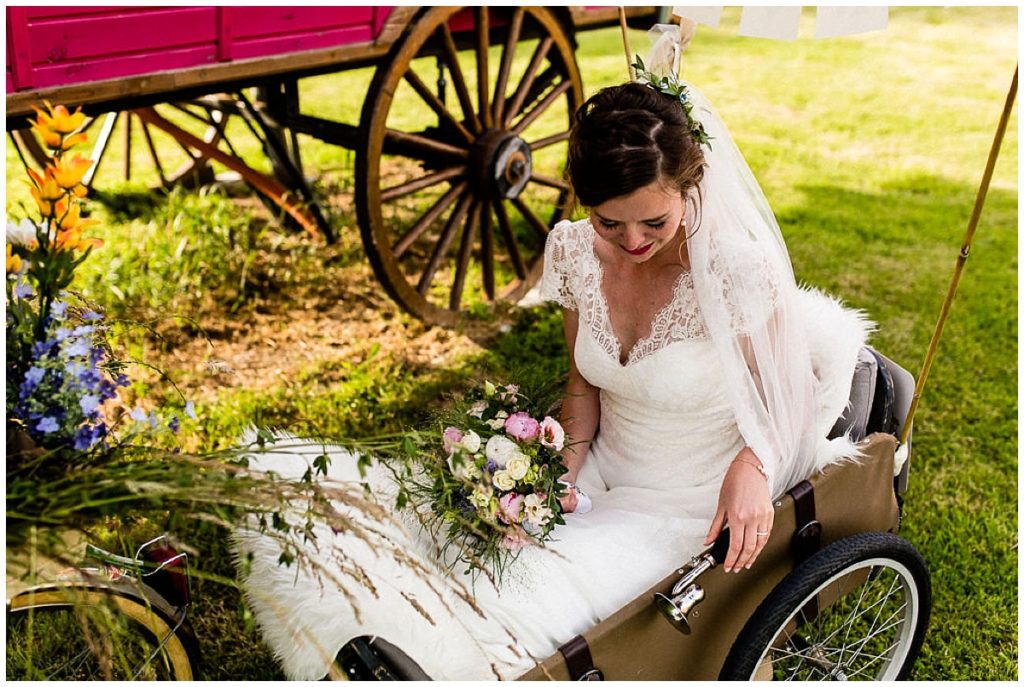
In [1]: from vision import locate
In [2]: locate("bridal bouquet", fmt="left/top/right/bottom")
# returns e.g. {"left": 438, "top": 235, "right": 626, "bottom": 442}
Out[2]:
{"left": 405, "top": 380, "right": 570, "bottom": 578}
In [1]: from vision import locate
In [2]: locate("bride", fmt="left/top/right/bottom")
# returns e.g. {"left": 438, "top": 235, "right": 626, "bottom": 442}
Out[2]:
{"left": 233, "top": 73, "right": 871, "bottom": 680}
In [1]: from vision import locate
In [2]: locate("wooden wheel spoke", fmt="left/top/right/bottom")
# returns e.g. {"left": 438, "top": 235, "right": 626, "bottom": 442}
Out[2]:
{"left": 529, "top": 130, "right": 570, "bottom": 151}
{"left": 493, "top": 200, "right": 526, "bottom": 280}
{"left": 450, "top": 200, "right": 481, "bottom": 310}
{"left": 438, "top": 23, "right": 482, "bottom": 134}
{"left": 418, "top": 192, "right": 473, "bottom": 296}
{"left": 392, "top": 181, "right": 466, "bottom": 259}
{"left": 384, "top": 128, "right": 468, "bottom": 161}
{"left": 511, "top": 79, "right": 572, "bottom": 135}
{"left": 504, "top": 37, "right": 554, "bottom": 127}
{"left": 381, "top": 165, "right": 466, "bottom": 203}
{"left": 123, "top": 112, "right": 133, "bottom": 180}
{"left": 475, "top": 7, "right": 491, "bottom": 128}
{"left": 530, "top": 172, "right": 570, "bottom": 192}
{"left": 404, "top": 69, "right": 475, "bottom": 144}
{"left": 510, "top": 196, "right": 550, "bottom": 240}
{"left": 480, "top": 203, "right": 495, "bottom": 299}
{"left": 139, "top": 121, "right": 168, "bottom": 188}
{"left": 492, "top": 8, "right": 525, "bottom": 125}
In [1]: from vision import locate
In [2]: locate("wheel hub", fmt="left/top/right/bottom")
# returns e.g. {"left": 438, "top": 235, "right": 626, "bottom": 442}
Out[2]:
{"left": 472, "top": 129, "right": 533, "bottom": 200}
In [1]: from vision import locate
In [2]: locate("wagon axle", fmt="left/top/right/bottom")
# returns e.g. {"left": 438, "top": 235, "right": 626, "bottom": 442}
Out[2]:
{"left": 472, "top": 130, "right": 533, "bottom": 200}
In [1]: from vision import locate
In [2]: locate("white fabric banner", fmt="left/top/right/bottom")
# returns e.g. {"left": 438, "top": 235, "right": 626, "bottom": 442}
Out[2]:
{"left": 672, "top": 6, "right": 724, "bottom": 28}
{"left": 815, "top": 6, "right": 889, "bottom": 38}
{"left": 738, "top": 6, "right": 803, "bottom": 41}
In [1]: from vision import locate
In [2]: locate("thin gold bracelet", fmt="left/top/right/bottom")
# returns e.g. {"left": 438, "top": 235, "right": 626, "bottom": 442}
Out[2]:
{"left": 734, "top": 457, "right": 769, "bottom": 481}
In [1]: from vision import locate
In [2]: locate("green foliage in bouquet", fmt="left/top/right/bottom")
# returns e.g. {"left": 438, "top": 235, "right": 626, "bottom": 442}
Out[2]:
{"left": 390, "top": 374, "right": 572, "bottom": 582}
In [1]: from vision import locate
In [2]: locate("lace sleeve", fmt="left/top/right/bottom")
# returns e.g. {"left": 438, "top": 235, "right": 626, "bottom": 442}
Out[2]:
{"left": 707, "top": 236, "right": 782, "bottom": 333}
{"left": 540, "top": 220, "right": 579, "bottom": 311}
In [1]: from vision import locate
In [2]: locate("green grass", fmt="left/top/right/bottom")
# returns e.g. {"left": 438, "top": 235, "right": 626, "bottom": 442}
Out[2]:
{"left": 5, "top": 7, "right": 1016, "bottom": 680}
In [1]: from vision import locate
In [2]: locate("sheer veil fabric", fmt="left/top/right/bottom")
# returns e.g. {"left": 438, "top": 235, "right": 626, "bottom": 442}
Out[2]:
{"left": 683, "top": 85, "right": 820, "bottom": 497}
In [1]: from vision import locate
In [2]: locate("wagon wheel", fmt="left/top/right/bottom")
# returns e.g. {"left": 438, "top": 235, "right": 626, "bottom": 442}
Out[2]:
{"left": 357, "top": 6, "right": 583, "bottom": 326}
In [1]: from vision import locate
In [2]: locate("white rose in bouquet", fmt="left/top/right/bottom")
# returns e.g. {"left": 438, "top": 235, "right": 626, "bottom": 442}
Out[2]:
{"left": 492, "top": 470, "right": 516, "bottom": 491}
{"left": 505, "top": 454, "right": 530, "bottom": 481}
{"left": 461, "top": 430, "right": 482, "bottom": 454}
{"left": 487, "top": 410, "right": 509, "bottom": 430}
{"left": 485, "top": 434, "right": 518, "bottom": 467}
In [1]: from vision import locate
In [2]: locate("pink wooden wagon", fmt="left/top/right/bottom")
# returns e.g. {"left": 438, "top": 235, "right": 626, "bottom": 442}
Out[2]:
{"left": 7, "top": 6, "right": 665, "bottom": 325}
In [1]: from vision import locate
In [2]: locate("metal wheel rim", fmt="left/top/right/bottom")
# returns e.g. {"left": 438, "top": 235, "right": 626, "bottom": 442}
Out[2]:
{"left": 753, "top": 556, "right": 920, "bottom": 681}
{"left": 358, "top": 6, "right": 582, "bottom": 325}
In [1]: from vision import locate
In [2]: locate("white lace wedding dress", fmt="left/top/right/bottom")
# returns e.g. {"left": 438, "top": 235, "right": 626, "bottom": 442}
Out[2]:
{"left": 234, "top": 218, "right": 870, "bottom": 681}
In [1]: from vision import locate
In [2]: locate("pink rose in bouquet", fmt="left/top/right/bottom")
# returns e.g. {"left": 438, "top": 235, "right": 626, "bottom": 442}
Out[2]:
{"left": 497, "top": 492, "right": 525, "bottom": 524}
{"left": 442, "top": 426, "right": 464, "bottom": 454}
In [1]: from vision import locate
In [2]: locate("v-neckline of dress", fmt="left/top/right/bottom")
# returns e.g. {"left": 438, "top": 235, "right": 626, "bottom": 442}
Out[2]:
{"left": 588, "top": 228, "right": 689, "bottom": 368}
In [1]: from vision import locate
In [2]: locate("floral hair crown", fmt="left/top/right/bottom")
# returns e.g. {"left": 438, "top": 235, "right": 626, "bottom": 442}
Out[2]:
{"left": 631, "top": 55, "right": 712, "bottom": 149}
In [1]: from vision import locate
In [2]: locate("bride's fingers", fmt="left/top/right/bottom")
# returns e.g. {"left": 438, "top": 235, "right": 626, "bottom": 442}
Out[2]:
{"left": 733, "top": 526, "right": 760, "bottom": 572}
{"left": 704, "top": 508, "right": 726, "bottom": 546}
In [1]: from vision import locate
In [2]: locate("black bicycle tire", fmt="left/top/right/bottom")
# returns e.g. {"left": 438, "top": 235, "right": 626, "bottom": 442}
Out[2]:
{"left": 719, "top": 531, "right": 931, "bottom": 680}
{"left": 7, "top": 579, "right": 200, "bottom": 680}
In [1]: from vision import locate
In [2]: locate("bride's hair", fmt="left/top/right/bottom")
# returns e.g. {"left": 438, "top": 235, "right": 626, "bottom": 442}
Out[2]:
{"left": 567, "top": 82, "right": 706, "bottom": 209}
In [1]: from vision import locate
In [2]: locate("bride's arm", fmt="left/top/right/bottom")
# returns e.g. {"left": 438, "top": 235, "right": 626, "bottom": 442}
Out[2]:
{"left": 558, "top": 307, "right": 600, "bottom": 484}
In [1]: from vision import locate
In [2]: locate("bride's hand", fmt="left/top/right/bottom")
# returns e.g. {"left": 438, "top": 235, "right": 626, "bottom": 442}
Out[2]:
{"left": 704, "top": 448, "right": 774, "bottom": 573}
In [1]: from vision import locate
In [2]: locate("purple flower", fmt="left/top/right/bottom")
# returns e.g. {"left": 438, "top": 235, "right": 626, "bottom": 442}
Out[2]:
{"left": 24, "top": 366, "right": 45, "bottom": 386}
{"left": 72, "top": 325, "right": 94, "bottom": 337}
{"left": 148, "top": 411, "right": 158, "bottom": 429}
{"left": 32, "top": 339, "right": 56, "bottom": 358}
{"left": 64, "top": 338, "right": 90, "bottom": 358}
{"left": 13, "top": 281, "right": 34, "bottom": 299}
{"left": 485, "top": 459, "right": 499, "bottom": 473}
{"left": 169, "top": 416, "right": 181, "bottom": 434}
{"left": 51, "top": 301, "right": 68, "bottom": 318}
{"left": 185, "top": 401, "right": 196, "bottom": 420}
{"left": 55, "top": 327, "right": 72, "bottom": 342}
{"left": 82, "top": 310, "right": 103, "bottom": 321}
{"left": 130, "top": 407, "right": 149, "bottom": 423}
{"left": 79, "top": 394, "right": 100, "bottom": 416}
{"left": 115, "top": 373, "right": 130, "bottom": 388}
{"left": 73, "top": 424, "right": 104, "bottom": 450}
{"left": 36, "top": 416, "right": 59, "bottom": 434}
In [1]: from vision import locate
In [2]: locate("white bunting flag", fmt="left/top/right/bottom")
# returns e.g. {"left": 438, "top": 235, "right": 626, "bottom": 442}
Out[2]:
{"left": 815, "top": 6, "right": 889, "bottom": 39}
{"left": 738, "top": 6, "right": 802, "bottom": 41}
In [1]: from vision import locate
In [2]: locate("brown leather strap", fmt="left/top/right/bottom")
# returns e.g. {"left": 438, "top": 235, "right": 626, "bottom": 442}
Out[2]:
{"left": 558, "top": 635, "right": 603, "bottom": 681}
{"left": 789, "top": 480, "right": 822, "bottom": 565}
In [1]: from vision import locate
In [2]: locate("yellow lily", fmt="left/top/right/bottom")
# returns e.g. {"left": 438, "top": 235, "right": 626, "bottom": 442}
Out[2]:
{"left": 60, "top": 131, "right": 88, "bottom": 151}
{"left": 31, "top": 101, "right": 87, "bottom": 135}
{"left": 52, "top": 154, "right": 92, "bottom": 190}
{"left": 6, "top": 244, "right": 23, "bottom": 274}
{"left": 53, "top": 199, "right": 99, "bottom": 234}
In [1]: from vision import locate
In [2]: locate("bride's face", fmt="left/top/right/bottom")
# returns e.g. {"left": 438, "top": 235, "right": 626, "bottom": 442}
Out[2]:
{"left": 590, "top": 181, "right": 686, "bottom": 264}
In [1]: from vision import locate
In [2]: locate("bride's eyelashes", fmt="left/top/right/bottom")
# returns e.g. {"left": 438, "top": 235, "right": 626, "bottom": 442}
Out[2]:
{"left": 596, "top": 220, "right": 669, "bottom": 231}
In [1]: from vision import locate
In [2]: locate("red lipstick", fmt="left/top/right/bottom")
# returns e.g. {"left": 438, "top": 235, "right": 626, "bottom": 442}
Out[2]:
{"left": 623, "top": 243, "right": 654, "bottom": 256}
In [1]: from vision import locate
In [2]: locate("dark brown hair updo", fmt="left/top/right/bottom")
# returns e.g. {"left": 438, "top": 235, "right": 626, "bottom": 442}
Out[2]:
{"left": 567, "top": 82, "right": 706, "bottom": 209}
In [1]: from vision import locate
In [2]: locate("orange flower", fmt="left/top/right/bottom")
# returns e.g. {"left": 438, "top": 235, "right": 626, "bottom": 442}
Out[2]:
{"left": 31, "top": 101, "right": 87, "bottom": 136}
{"left": 27, "top": 168, "right": 65, "bottom": 216}
{"left": 60, "top": 131, "right": 88, "bottom": 151}
{"left": 52, "top": 154, "right": 93, "bottom": 190}
{"left": 6, "top": 244, "right": 23, "bottom": 274}
{"left": 53, "top": 199, "right": 98, "bottom": 234}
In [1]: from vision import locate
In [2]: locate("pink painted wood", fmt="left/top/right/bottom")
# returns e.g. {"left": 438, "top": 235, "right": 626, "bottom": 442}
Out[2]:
{"left": 6, "top": 6, "right": 395, "bottom": 94}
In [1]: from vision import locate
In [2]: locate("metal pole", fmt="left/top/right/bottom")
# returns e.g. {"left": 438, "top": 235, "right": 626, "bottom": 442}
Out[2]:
{"left": 900, "top": 66, "right": 1018, "bottom": 445}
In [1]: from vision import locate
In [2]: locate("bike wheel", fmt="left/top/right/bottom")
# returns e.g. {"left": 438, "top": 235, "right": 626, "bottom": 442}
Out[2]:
{"left": 720, "top": 532, "right": 930, "bottom": 681}
{"left": 6, "top": 581, "right": 199, "bottom": 680}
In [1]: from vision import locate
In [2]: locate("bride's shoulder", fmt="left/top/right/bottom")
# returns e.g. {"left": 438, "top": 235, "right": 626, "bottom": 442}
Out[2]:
{"left": 548, "top": 217, "right": 592, "bottom": 248}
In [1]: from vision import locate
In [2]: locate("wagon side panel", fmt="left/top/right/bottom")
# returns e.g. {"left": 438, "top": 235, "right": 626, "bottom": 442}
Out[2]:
{"left": 227, "top": 6, "right": 390, "bottom": 61}
{"left": 12, "top": 6, "right": 221, "bottom": 92}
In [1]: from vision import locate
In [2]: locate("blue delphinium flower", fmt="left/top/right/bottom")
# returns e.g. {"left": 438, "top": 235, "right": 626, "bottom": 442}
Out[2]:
{"left": 50, "top": 300, "right": 68, "bottom": 318}
{"left": 36, "top": 416, "right": 59, "bottom": 434}
{"left": 185, "top": 400, "right": 197, "bottom": 420}
{"left": 130, "top": 407, "right": 149, "bottom": 423}
{"left": 55, "top": 327, "right": 72, "bottom": 342}
{"left": 169, "top": 416, "right": 181, "bottom": 434}
{"left": 82, "top": 310, "right": 103, "bottom": 321}
{"left": 13, "top": 280, "right": 34, "bottom": 299}
{"left": 64, "top": 337, "right": 90, "bottom": 358}
{"left": 79, "top": 394, "right": 100, "bottom": 416}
